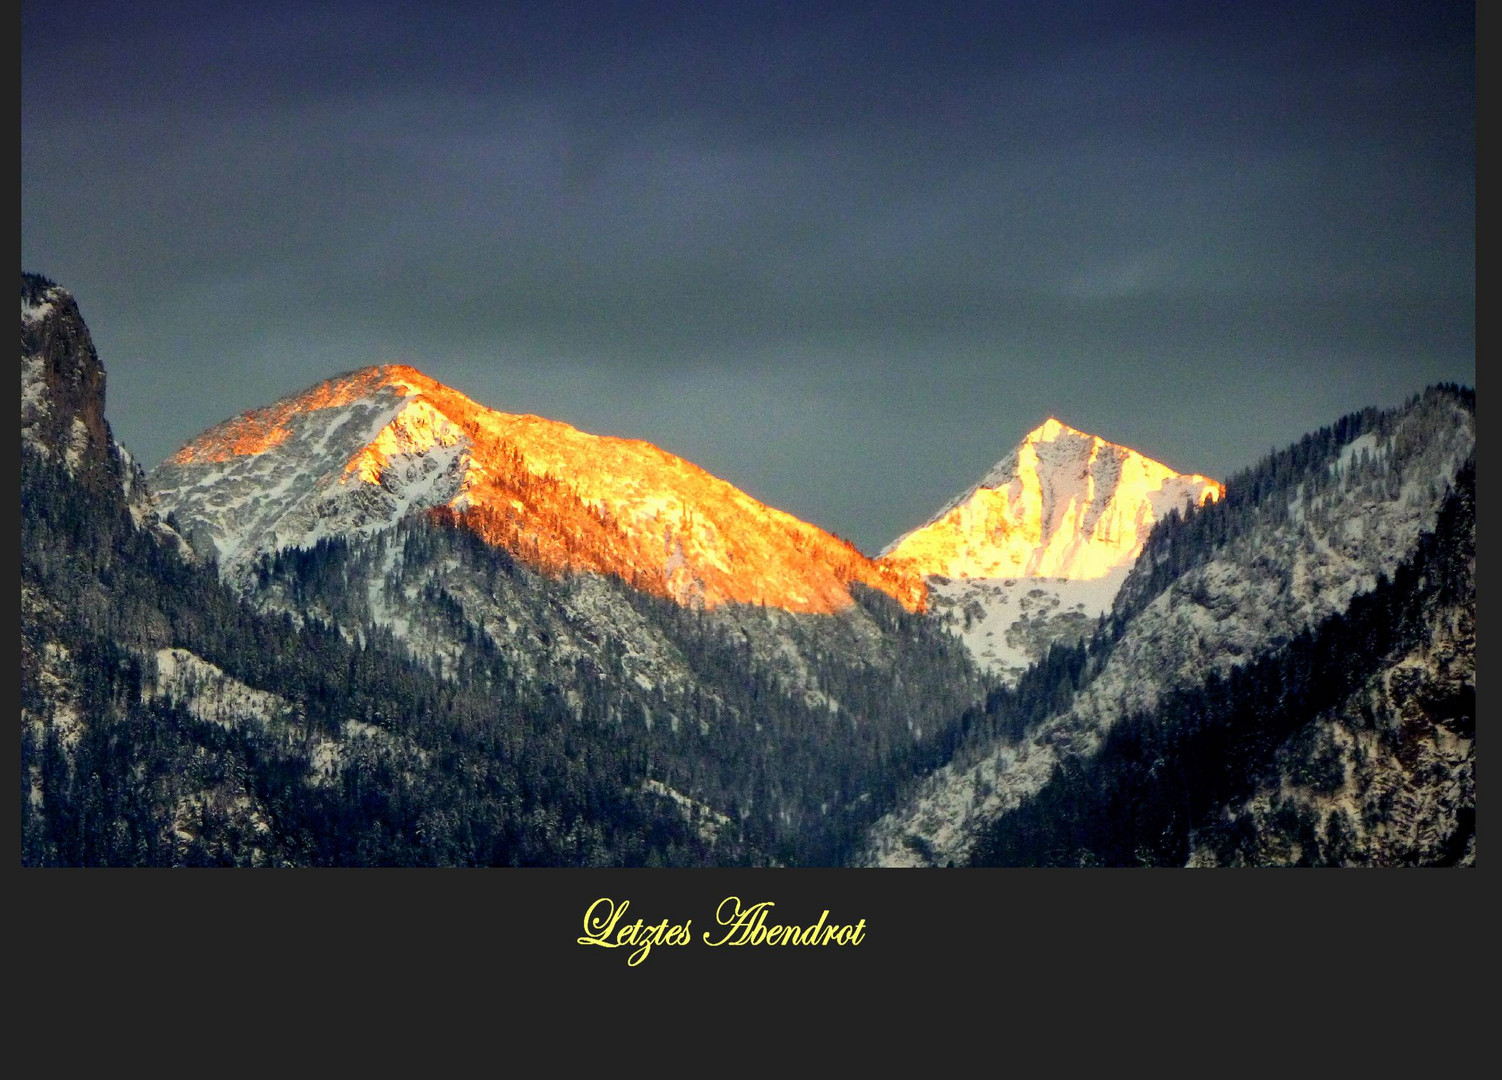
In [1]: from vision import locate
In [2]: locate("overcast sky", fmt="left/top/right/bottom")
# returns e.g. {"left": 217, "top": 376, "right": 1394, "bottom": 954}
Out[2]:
{"left": 22, "top": 0, "right": 1474, "bottom": 553}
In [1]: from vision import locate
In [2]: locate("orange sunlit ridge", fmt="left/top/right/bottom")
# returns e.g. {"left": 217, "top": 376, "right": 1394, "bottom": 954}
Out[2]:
{"left": 167, "top": 366, "right": 414, "bottom": 464}
{"left": 167, "top": 365, "right": 928, "bottom": 616}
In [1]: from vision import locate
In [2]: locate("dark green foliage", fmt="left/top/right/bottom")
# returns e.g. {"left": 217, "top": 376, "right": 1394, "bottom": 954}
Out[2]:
{"left": 22, "top": 271, "right": 57, "bottom": 304}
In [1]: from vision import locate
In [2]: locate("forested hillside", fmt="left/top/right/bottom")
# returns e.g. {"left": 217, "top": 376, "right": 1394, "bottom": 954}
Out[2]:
{"left": 969, "top": 460, "right": 1474, "bottom": 866}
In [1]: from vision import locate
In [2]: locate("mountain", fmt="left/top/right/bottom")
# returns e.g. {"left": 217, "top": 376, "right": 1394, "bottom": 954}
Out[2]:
{"left": 149, "top": 364, "right": 985, "bottom": 865}
{"left": 969, "top": 462, "right": 1475, "bottom": 866}
{"left": 877, "top": 417, "right": 1222, "bottom": 678}
{"left": 21, "top": 271, "right": 1474, "bottom": 869}
{"left": 23, "top": 277, "right": 984, "bottom": 866}
{"left": 864, "top": 387, "right": 1475, "bottom": 866}
{"left": 880, "top": 417, "right": 1223, "bottom": 579}
{"left": 151, "top": 364, "right": 923, "bottom": 615}
{"left": 23, "top": 273, "right": 112, "bottom": 473}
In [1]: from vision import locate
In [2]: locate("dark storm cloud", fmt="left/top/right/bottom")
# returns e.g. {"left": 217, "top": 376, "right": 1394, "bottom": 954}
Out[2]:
{"left": 23, "top": 1, "right": 1473, "bottom": 551}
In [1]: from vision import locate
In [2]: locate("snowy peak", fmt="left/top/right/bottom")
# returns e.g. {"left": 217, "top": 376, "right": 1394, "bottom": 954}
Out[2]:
{"left": 163, "top": 364, "right": 432, "bottom": 468}
{"left": 152, "top": 365, "right": 926, "bottom": 615}
{"left": 152, "top": 365, "right": 448, "bottom": 567}
{"left": 880, "top": 417, "right": 1223, "bottom": 581}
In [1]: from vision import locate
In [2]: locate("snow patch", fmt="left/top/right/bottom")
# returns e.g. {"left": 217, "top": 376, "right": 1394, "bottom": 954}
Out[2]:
{"left": 21, "top": 353, "right": 49, "bottom": 422}
{"left": 927, "top": 569, "right": 1125, "bottom": 679}
{"left": 21, "top": 296, "right": 55, "bottom": 323}
{"left": 147, "top": 647, "right": 294, "bottom": 730}
{"left": 63, "top": 415, "right": 91, "bottom": 469}
{"left": 642, "top": 779, "right": 731, "bottom": 843}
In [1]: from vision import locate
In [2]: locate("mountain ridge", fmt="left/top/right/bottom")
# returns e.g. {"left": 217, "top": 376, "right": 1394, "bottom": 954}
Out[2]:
{"left": 151, "top": 363, "right": 926, "bottom": 616}
{"left": 23, "top": 272, "right": 986, "bottom": 867}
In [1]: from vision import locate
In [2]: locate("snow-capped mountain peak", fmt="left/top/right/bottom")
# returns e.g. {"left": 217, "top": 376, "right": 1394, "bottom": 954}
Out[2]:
{"left": 877, "top": 417, "right": 1222, "bottom": 677}
{"left": 880, "top": 417, "right": 1223, "bottom": 580}
{"left": 151, "top": 364, "right": 926, "bottom": 615}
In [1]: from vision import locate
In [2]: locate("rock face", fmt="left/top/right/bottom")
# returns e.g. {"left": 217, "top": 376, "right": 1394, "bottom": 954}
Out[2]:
{"left": 879, "top": 417, "right": 1222, "bottom": 676}
{"left": 21, "top": 272, "right": 160, "bottom": 523}
{"left": 1195, "top": 592, "right": 1475, "bottom": 867}
{"left": 23, "top": 274, "right": 118, "bottom": 479}
{"left": 152, "top": 365, "right": 924, "bottom": 615}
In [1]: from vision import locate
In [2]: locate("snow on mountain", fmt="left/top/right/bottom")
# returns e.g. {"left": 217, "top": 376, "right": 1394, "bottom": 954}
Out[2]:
{"left": 144, "top": 646, "right": 392, "bottom": 790}
{"left": 924, "top": 570, "right": 1130, "bottom": 676}
{"left": 864, "top": 389, "right": 1475, "bottom": 866}
{"left": 152, "top": 365, "right": 925, "bottom": 616}
{"left": 148, "top": 647, "right": 297, "bottom": 731}
{"left": 879, "top": 417, "right": 1222, "bottom": 677}
{"left": 880, "top": 417, "right": 1221, "bottom": 577}
{"left": 151, "top": 367, "right": 441, "bottom": 565}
